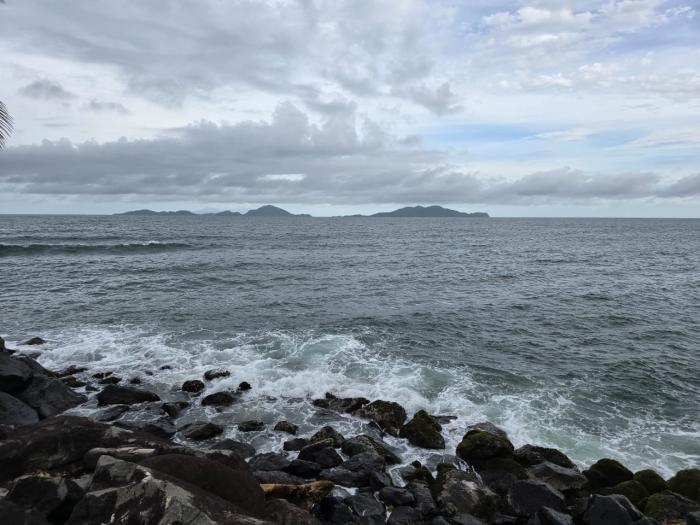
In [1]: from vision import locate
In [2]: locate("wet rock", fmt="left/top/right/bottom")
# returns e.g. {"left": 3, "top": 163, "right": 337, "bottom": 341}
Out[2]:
{"left": 284, "top": 437, "right": 309, "bottom": 451}
{"left": 433, "top": 465, "right": 496, "bottom": 518}
{"left": 7, "top": 473, "right": 84, "bottom": 524}
{"left": 310, "top": 425, "right": 345, "bottom": 447}
{"left": 466, "top": 422, "right": 508, "bottom": 439}
{"left": 387, "top": 506, "right": 427, "bottom": 525}
{"left": 62, "top": 376, "right": 87, "bottom": 388}
{"left": 313, "top": 496, "right": 355, "bottom": 525}
{"left": 92, "top": 371, "right": 112, "bottom": 379}
{"left": 17, "top": 375, "right": 87, "bottom": 418}
{"left": 159, "top": 364, "right": 172, "bottom": 370}
{"left": 346, "top": 493, "right": 386, "bottom": 525}
{"left": 239, "top": 420, "right": 265, "bottom": 432}
{"left": 319, "top": 467, "right": 368, "bottom": 487}
{"left": 407, "top": 481, "right": 437, "bottom": 516}
{"left": 601, "top": 479, "right": 649, "bottom": 507}
{"left": 286, "top": 459, "right": 322, "bottom": 478}
{"left": 379, "top": 487, "right": 416, "bottom": 507}
{"left": 583, "top": 458, "right": 633, "bottom": 489}
{"left": 343, "top": 452, "right": 385, "bottom": 474}
{"left": 139, "top": 417, "right": 177, "bottom": 439}
{"left": 161, "top": 400, "right": 189, "bottom": 418}
{"left": 0, "top": 335, "right": 6, "bottom": 353}
{"left": 97, "top": 375, "right": 121, "bottom": 385}
{"left": 456, "top": 429, "right": 514, "bottom": 461}
{"left": 324, "top": 393, "right": 371, "bottom": 413}
{"left": 353, "top": 399, "right": 407, "bottom": 436}
{"left": 633, "top": 469, "right": 667, "bottom": 495}
{"left": 341, "top": 434, "right": 402, "bottom": 464}
{"left": 182, "top": 379, "right": 205, "bottom": 393}
{"left": 129, "top": 376, "right": 141, "bottom": 384}
{"left": 528, "top": 507, "right": 574, "bottom": 525}
{"left": 529, "top": 461, "right": 588, "bottom": 492}
{"left": 688, "top": 511, "right": 700, "bottom": 525}
{"left": 275, "top": 420, "right": 299, "bottom": 435}
{"left": 514, "top": 445, "right": 577, "bottom": 470}
{"left": 56, "top": 365, "right": 88, "bottom": 378}
{"left": 298, "top": 439, "right": 343, "bottom": 468}
{"left": 83, "top": 446, "right": 160, "bottom": 469}
{"left": 643, "top": 490, "right": 700, "bottom": 523}
{"left": 369, "top": 471, "right": 393, "bottom": 491}
{"left": 202, "top": 390, "right": 236, "bottom": 406}
{"left": 471, "top": 457, "right": 528, "bottom": 495}
{"left": 0, "top": 352, "right": 33, "bottom": 393}
{"left": 668, "top": 468, "right": 700, "bottom": 502}
{"left": 23, "top": 336, "right": 46, "bottom": 345}
{"left": 507, "top": 480, "right": 566, "bottom": 517}
{"left": 179, "top": 421, "right": 223, "bottom": 440}
{"left": 213, "top": 438, "right": 256, "bottom": 458}
{"left": 400, "top": 410, "right": 445, "bottom": 449}
{"left": 96, "top": 384, "right": 160, "bottom": 405}
{"left": 582, "top": 494, "right": 642, "bottom": 525}
{"left": 0, "top": 391, "right": 39, "bottom": 425}
{"left": 397, "top": 462, "right": 435, "bottom": 485}
{"left": 204, "top": 368, "right": 231, "bottom": 381}
{"left": 239, "top": 381, "right": 252, "bottom": 391}
{"left": 255, "top": 470, "right": 306, "bottom": 485}
{"left": 250, "top": 452, "right": 292, "bottom": 472}
{"left": 93, "top": 404, "right": 129, "bottom": 422}
{"left": 265, "top": 497, "right": 323, "bottom": 524}
{"left": 0, "top": 499, "right": 51, "bottom": 525}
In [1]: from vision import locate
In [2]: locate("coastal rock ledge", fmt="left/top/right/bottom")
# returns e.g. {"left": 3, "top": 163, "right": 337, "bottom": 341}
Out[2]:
{"left": 1, "top": 339, "right": 699, "bottom": 525}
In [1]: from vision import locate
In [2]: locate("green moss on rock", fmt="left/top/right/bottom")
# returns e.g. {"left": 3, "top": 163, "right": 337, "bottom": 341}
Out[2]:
{"left": 634, "top": 469, "right": 668, "bottom": 495}
{"left": 456, "top": 429, "right": 514, "bottom": 461}
{"left": 601, "top": 480, "right": 649, "bottom": 506}
{"left": 583, "top": 458, "right": 633, "bottom": 489}
{"left": 668, "top": 469, "right": 700, "bottom": 503}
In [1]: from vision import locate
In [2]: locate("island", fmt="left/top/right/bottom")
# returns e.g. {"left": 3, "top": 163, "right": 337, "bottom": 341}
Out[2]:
{"left": 369, "top": 205, "right": 488, "bottom": 218}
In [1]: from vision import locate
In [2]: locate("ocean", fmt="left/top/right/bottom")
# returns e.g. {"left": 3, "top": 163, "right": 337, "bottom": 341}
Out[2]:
{"left": 1, "top": 215, "right": 698, "bottom": 476}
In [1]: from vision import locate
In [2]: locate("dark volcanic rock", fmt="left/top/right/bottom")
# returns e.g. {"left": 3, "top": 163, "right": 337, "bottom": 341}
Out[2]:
{"left": 0, "top": 352, "right": 33, "bottom": 393}
{"left": 0, "top": 499, "right": 51, "bottom": 525}
{"left": 514, "top": 445, "right": 577, "bottom": 470}
{"left": 466, "top": 422, "right": 508, "bottom": 439}
{"left": 161, "top": 400, "right": 189, "bottom": 418}
{"left": 400, "top": 410, "right": 445, "bottom": 449}
{"left": 323, "top": 393, "right": 370, "bottom": 413}
{"left": 96, "top": 384, "right": 160, "bottom": 405}
{"left": 62, "top": 376, "right": 87, "bottom": 388}
{"left": 313, "top": 496, "right": 355, "bottom": 525}
{"left": 298, "top": 439, "right": 343, "bottom": 468}
{"left": 633, "top": 469, "right": 667, "bottom": 495}
{"left": 583, "top": 458, "right": 633, "bottom": 489}
{"left": 353, "top": 399, "right": 407, "bottom": 436}
{"left": 97, "top": 375, "right": 121, "bottom": 385}
{"left": 17, "top": 375, "right": 86, "bottom": 418}
{"left": 433, "top": 465, "right": 496, "bottom": 518}
{"left": 202, "top": 391, "right": 236, "bottom": 406}
{"left": 318, "top": 467, "right": 368, "bottom": 487}
{"left": 668, "top": 468, "right": 700, "bottom": 502}
{"left": 407, "top": 481, "right": 437, "bottom": 516}
{"left": 286, "top": 459, "right": 322, "bottom": 478}
{"left": 643, "top": 490, "right": 700, "bottom": 523}
{"left": 342, "top": 451, "right": 385, "bottom": 474}
{"left": 182, "top": 379, "right": 205, "bottom": 393}
{"left": 341, "top": 434, "right": 402, "bottom": 464}
{"left": 179, "top": 421, "right": 223, "bottom": 440}
{"left": 7, "top": 473, "right": 84, "bottom": 524}
{"left": 266, "top": 498, "right": 322, "bottom": 525}
{"left": 582, "top": 494, "right": 642, "bottom": 525}
{"left": 0, "top": 391, "right": 39, "bottom": 425}
{"left": 387, "top": 506, "right": 427, "bottom": 525}
{"left": 529, "top": 507, "right": 573, "bottom": 525}
{"left": 56, "top": 365, "right": 88, "bottom": 378}
{"left": 255, "top": 470, "right": 306, "bottom": 485}
{"left": 239, "top": 420, "right": 265, "bottom": 432}
{"left": 470, "top": 457, "right": 528, "bottom": 495}
{"left": 250, "top": 452, "right": 292, "bottom": 472}
{"left": 456, "top": 429, "right": 514, "bottom": 461}
{"left": 346, "top": 493, "right": 386, "bottom": 525}
{"left": 94, "top": 404, "right": 129, "bottom": 422}
{"left": 204, "top": 368, "right": 231, "bottom": 381}
{"left": 213, "top": 439, "right": 256, "bottom": 458}
{"left": 274, "top": 420, "right": 299, "bottom": 434}
{"left": 507, "top": 480, "right": 566, "bottom": 517}
{"left": 601, "top": 479, "right": 649, "bottom": 507}
{"left": 284, "top": 437, "right": 309, "bottom": 451}
{"left": 310, "top": 425, "right": 345, "bottom": 447}
{"left": 239, "top": 381, "right": 252, "bottom": 391}
{"left": 23, "top": 336, "right": 46, "bottom": 345}
{"left": 139, "top": 417, "right": 177, "bottom": 439}
{"left": 380, "top": 487, "right": 416, "bottom": 507}
{"left": 528, "top": 461, "right": 588, "bottom": 492}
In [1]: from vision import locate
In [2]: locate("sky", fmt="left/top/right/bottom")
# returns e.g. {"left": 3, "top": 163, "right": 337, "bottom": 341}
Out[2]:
{"left": 0, "top": 0, "right": 699, "bottom": 217}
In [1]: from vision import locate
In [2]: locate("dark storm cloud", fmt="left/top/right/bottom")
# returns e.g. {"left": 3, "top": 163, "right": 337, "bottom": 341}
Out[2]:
{"left": 85, "top": 99, "right": 129, "bottom": 115}
{"left": 0, "top": 104, "right": 696, "bottom": 205}
{"left": 18, "top": 79, "right": 76, "bottom": 101}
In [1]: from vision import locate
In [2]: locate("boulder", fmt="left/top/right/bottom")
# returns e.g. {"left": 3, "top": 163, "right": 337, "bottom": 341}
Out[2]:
{"left": 0, "top": 352, "right": 33, "bottom": 393}
{"left": 507, "top": 480, "right": 566, "bottom": 517}
{"left": 7, "top": 473, "right": 84, "bottom": 524}
{"left": 529, "top": 461, "right": 588, "bottom": 492}
{"left": 62, "top": 376, "right": 87, "bottom": 388}
{"left": 98, "top": 376, "right": 121, "bottom": 385}
{"left": 318, "top": 467, "right": 368, "bottom": 487}
{"left": 284, "top": 437, "right": 309, "bottom": 451}
{"left": 309, "top": 425, "right": 345, "bottom": 447}
{"left": 343, "top": 452, "right": 385, "bottom": 476}
{"left": 204, "top": 368, "right": 231, "bottom": 381}
{"left": 239, "top": 420, "right": 265, "bottom": 432}
{"left": 286, "top": 459, "right": 322, "bottom": 478}
{"left": 83, "top": 446, "right": 160, "bottom": 469}
{"left": 17, "top": 375, "right": 86, "bottom": 418}
{"left": 688, "top": 511, "right": 700, "bottom": 525}
{"left": 250, "top": 452, "right": 292, "bottom": 472}
{"left": 633, "top": 469, "right": 667, "bottom": 495}
{"left": 345, "top": 493, "right": 386, "bottom": 525}
{"left": 93, "top": 404, "right": 129, "bottom": 422}
{"left": 239, "top": 381, "right": 252, "bottom": 391}
{"left": 601, "top": 479, "right": 649, "bottom": 507}
{"left": 456, "top": 429, "right": 514, "bottom": 461}
{"left": 368, "top": 471, "right": 393, "bottom": 491}
{"left": 161, "top": 400, "right": 189, "bottom": 418}
{"left": 397, "top": 462, "right": 435, "bottom": 485}
{"left": 407, "top": 481, "right": 437, "bottom": 516}
{"left": 298, "top": 439, "right": 343, "bottom": 468}
{"left": 275, "top": 420, "right": 299, "bottom": 435}
{"left": 23, "top": 337, "right": 46, "bottom": 345}
{"left": 255, "top": 470, "right": 306, "bottom": 485}
{"left": 315, "top": 393, "right": 370, "bottom": 414}
{"left": 56, "top": 365, "right": 88, "bottom": 378}
{"left": 583, "top": 458, "right": 633, "bottom": 489}
{"left": 264, "top": 497, "right": 322, "bottom": 525}
{"left": 433, "top": 465, "right": 497, "bottom": 518}
{"left": 139, "top": 417, "right": 177, "bottom": 439}
{"left": 0, "top": 391, "right": 39, "bottom": 425}
{"left": 400, "top": 410, "right": 445, "bottom": 449}
{"left": 387, "top": 506, "right": 427, "bottom": 525}
{"left": 643, "top": 490, "right": 700, "bottom": 523}
{"left": 313, "top": 496, "right": 355, "bottom": 525}
{"left": 528, "top": 507, "right": 574, "bottom": 525}
{"left": 96, "top": 384, "right": 160, "bottom": 405}
{"left": 514, "top": 445, "right": 577, "bottom": 470}
{"left": 470, "top": 457, "right": 528, "bottom": 494}
{"left": 341, "top": 434, "right": 402, "bottom": 464}
{"left": 0, "top": 499, "right": 51, "bottom": 525}
{"left": 668, "top": 468, "right": 700, "bottom": 502}
{"left": 466, "top": 422, "right": 508, "bottom": 439}
{"left": 582, "top": 494, "right": 642, "bottom": 525}
{"left": 353, "top": 400, "right": 407, "bottom": 436}
{"left": 213, "top": 439, "right": 256, "bottom": 458}
{"left": 202, "top": 391, "right": 236, "bottom": 406}
{"left": 179, "top": 421, "right": 224, "bottom": 440}
{"left": 379, "top": 487, "right": 416, "bottom": 507}
{"left": 182, "top": 379, "right": 205, "bottom": 393}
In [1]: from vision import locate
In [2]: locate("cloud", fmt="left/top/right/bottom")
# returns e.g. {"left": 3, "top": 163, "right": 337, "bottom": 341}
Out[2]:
{"left": 85, "top": 99, "right": 129, "bottom": 115}
{"left": 18, "top": 79, "right": 76, "bottom": 101}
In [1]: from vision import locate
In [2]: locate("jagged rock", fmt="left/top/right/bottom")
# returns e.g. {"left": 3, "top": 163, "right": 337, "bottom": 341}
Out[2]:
{"left": 471, "top": 457, "right": 528, "bottom": 494}
{"left": 507, "top": 480, "right": 566, "bottom": 517}
{"left": 643, "top": 490, "right": 700, "bottom": 523}
{"left": 14, "top": 355, "right": 55, "bottom": 377}
{"left": 353, "top": 400, "right": 407, "bottom": 436}
{"left": 213, "top": 439, "right": 256, "bottom": 458}
{"left": 528, "top": 507, "right": 573, "bottom": 525}
{"left": 407, "top": 481, "right": 437, "bottom": 516}
{"left": 369, "top": 471, "right": 393, "bottom": 490}
{"left": 0, "top": 391, "right": 39, "bottom": 425}
{"left": 275, "top": 420, "right": 299, "bottom": 435}
{"left": 529, "top": 461, "right": 588, "bottom": 492}
{"left": 17, "top": 375, "right": 86, "bottom": 418}
{"left": 98, "top": 376, "right": 121, "bottom": 385}
{"left": 284, "top": 437, "right": 309, "bottom": 451}
{"left": 182, "top": 379, "right": 205, "bottom": 393}
{"left": 83, "top": 446, "right": 160, "bottom": 469}
{"left": 161, "top": 400, "right": 189, "bottom": 418}
{"left": 239, "top": 381, "right": 252, "bottom": 391}
{"left": 96, "top": 384, "right": 160, "bottom": 405}
{"left": 250, "top": 452, "right": 292, "bottom": 472}
{"left": 202, "top": 391, "right": 236, "bottom": 406}
{"left": 7, "top": 473, "right": 84, "bottom": 524}
{"left": 582, "top": 494, "right": 642, "bottom": 525}
{"left": 379, "top": 487, "right": 416, "bottom": 507}
{"left": 397, "top": 462, "right": 435, "bottom": 485}
{"left": 23, "top": 337, "right": 46, "bottom": 345}
{"left": 466, "top": 422, "right": 508, "bottom": 439}
{"left": 0, "top": 499, "right": 51, "bottom": 525}
{"left": 400, "top": 410, "right": 445, "bottom": 449}
{"left": 633, "top": 469, "right": 667, "bottom": 495}
{"left": 298, "top": 439, "right": 343, "bottom": 468}
{"left": 179, "top": 421, "right": 223, "bottom": 440}
{"left": 313, "top": 496, "right": 355, "bottom": 525}
{"left": 315, "top": 393, "right": 370, "bottom": 414}
{"left": 255, "top": 470, "right": 306, "bottom": 485}
{"left": 668, "top": 468, "right": 700, "bottom": 502}
{"left": 583, "top": 458, "right": 633, "bottom": 489}
{"left": 433, "top": 465, "right": 497, "bottom": 518}
{"left": 514, "top": 445, "right": 577, "bottom": 470}
{"left": 94, "top": 404, "right": 129, "bottom": 422}
{"left": 62, "top": 376, "right": 87, "bottom": 388}
{"left": 0, "top": 353, "right": 34, "bottom": 393}
{"left": 342, "top": 452, "right": 385, "bottom": 474}
{"left": 341, "top": 434, "right": 402, "bottom": 464}
{"left": 286, "top": 459, "right": 322, "bottom": 478}
{"left": 239, "top": 420, "right": 265, "bottom": 432}
{"left": 387, "top": 506, "right": 427, "bottom": 525}
{"left": 310, "top": 425, "right": 345, "bottom": 447}
{"left": 456, "top": 429, "right": 514, "bottom": 461}
{"left": 204, "top": 368, "right": 231, "bottom": 381}
{"left": 346, "top": 493, "right": 386, "bottom": 525}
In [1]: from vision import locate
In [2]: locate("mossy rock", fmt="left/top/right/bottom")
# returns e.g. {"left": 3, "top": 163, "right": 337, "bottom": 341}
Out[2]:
{"left": 644, "top": 490, "right": 700, "bottom": 522}
{"left": 634, "top": 469, "right": 668, "bottom": 495}
{"left": 456, "top": 429, "right": 514, "bottom": 461}
{"left": 513, "top": 444, "right": 577, "bottom": 469}
{"left": 668, "top": 469, "right": 700, "bottom": 503}
{"left": 399, "top": 410, "right": 445, "bottom": 449}
{"left": 601, "top": 479, "right": 649, "bottom": 507}
{"left": 583, "top": 458, "right": 633, "bottom": 489}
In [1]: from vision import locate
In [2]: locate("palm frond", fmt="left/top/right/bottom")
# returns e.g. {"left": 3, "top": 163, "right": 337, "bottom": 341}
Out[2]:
{"left": 0, "top": 100, "right": 13, "bottom": 149}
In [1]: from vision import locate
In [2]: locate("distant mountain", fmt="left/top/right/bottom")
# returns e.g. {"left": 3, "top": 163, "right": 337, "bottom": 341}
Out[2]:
{"left": 244, "top": 205, "right": 292, "bottom": 217}
{"left": 115, "top": 205, "right": 308, "bottom": 217}
{"left": 213, "top": 210, "right": 242, "bottom": 216}
{"left": 370, "top": 205, "right": 489, "bottom": 218}
{"left": 117, "top": 209, "right": 196, "bottom": 216}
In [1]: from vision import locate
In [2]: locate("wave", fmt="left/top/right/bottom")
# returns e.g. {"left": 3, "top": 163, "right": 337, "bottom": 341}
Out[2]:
{"left": 0, "top": 242, "right": 192, "bottom": 257}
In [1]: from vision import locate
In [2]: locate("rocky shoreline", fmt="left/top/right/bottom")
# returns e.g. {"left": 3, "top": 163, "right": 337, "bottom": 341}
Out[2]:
{"left": 1, "top": 336, "right": 699, "bottom": 525}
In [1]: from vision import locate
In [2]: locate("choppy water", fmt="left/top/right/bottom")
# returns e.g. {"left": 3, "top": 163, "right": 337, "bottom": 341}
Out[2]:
{"left": 1, "top": 215, "right": 699, "bottom": 476}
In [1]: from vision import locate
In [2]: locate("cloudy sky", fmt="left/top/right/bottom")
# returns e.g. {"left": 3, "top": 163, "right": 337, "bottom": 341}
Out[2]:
{"left": 1, "top": 0, "right": 699, "bottom": 216}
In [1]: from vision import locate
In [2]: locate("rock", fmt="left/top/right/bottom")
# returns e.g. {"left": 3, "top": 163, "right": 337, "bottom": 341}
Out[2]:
{"left": 239, "top": 420, "right": 265, "bottom": 432}
{"left": 387, "top": 506, "right": 427, "bottom": 525}
{"left": 400, "top": 410, "right": 445, "bottom": 449}
{"left": 286, "top": 459, "right": 322, "bottom": 478}
{"left": 298, "top": 439, "right": 343, "bottom": 468}
{"left": 529, "top": 461, "right": 588, "bottom": 492}
{"left": 601, "top": 479, "right": 649, "bottom": 507}
{"left": 239, "top": 381, "right": 252, "bottom": 391}
{"left": 345, "top": 493, "right": 386, "bottom": 525}
{"left": 353, "top": 400, "right": 407, "bottom": 436}
{"left": 255, "top": 470, "right": 306, "bottom": 485}
{"left": 284, "top": 437, "right": 309, "bottom": 451}
{"left": 62, "top": 376, "right": 87, "bottom": 388}
{"left": 204, "top": 368, "right": 231, "bottom": 381}
{"left": 140, "top": 453, "right": 265, "bottom": 516}
{"left": 471, "top": 457, "right": 528, "bottom": 494}
{"left": 407, "top": 481, "right": 437, "bottom": 516}
{"left": 17, "top": 375, "right": 86, "bottom": 418}
{"left": 342, "top": 452, "right": 385, "bottom": 474}
{"left": 433, "top": 465, "right": 496, "bottom": 518}
{"left": 7, "top": 473, "right": 84, "bottom": 524}
{"left": 633, "top": 469, "right": 667, "bottom": 495}
{"left": 96, "top": 384, "right": 160, "bottom": 405}
{"left": 94, "top": 404, "right": 129, "bottom": 422}
{"left": 456, "top": 429, "right": 514, "bottom": 461}
{"left": 159, "top": 364, "right": 172, "bottom": 370}
{"left": 161, "top": 400, "right": 189, "bottom": 418}
{"left": 318, "top": 467, "right": 368, "bottom": 487}
{"left": 56, "top": 365, "right": 88, "bottom": 378}
{"left": 0, "top": 336, "right": 6, "bottom": 352}
{"left": 0, "top": 352, "right": 33, "bottom": 393}
{"left": 182, "top": 379, "right": 205, "bottom": 393}
{"left": 507, "top": 480, "right": 566, "bottom": 517}
{"left": 265, "top": 497, "right": 322, "bottom": 524}
{"left": 313, "top": 496, "right": 355, "bottom": 525}
{"left": 129, "top": 376, "right": 141, "bottom": 384}
{"left": 250, "top": 452, "right": 292, "bottom": 472}
{"left": 213, "top": 439, "right": 256, "bottom": 458}
{"left": 644, "top": 490, "right": 700, "bottom": 523}
{"left": 23, "top": 337, "right": 46, "bottom": 345}
{"left": 202, "top": 391, "right": 236, "bottom": 406}
{"left": 310, "top": 425, "right": 345, "bottom": 447}
{"left": 83, "top": 446, "right": 160, "bottom": 469}
{"left": 582, "top": 494, "right": 642, "bottom": 525}
{"left": 514, "top": 445, "right": 577, "bottom": 470}
{"left": 379, "top": 487, "right": 415, "bottom": 507}
{"left": 179, "top": 421, "right": 224, "bottom": 440}
{"left": 92, "top": 372, "right": 112, "bottom": 379}
{"left": 341, "top": 434, "right": 402, "bottom": 464}
{"left": 139, "top": 417, "right": 177, "bottom": 439}
{"left": 369, "top": 470, "right": 393, "bottom": 490}
{"left": 397, "top": 462, "right": 435, "bottom": 485}
{"left": 668, "top": 468, "right": 700, "bottom": 502}
{"left": 528, "top": 507, "right": 573, "bottom": 525}
{"left": 275, "top": 420, "right": 299, "bottom": 435}
{"left": 98, "top": 376, "right": 121, "bottom": 385}
{"left": 688, "top": 511, "right": 700, "bottom": 525}
{"left": 466, "top": 422, "right": 508, "bottom": 439}
{"left": 0, "top": 499, "right": 51, "bottom": 525}
{"left": 583, "top": 458, "right": 633, "bottom": 489}
{"left": 0, "top": 391, "right": 39, "bottom": 425}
